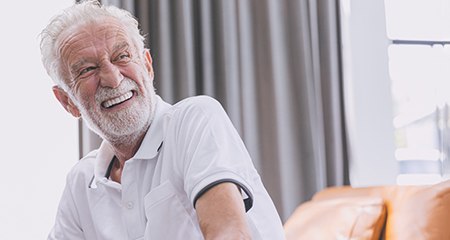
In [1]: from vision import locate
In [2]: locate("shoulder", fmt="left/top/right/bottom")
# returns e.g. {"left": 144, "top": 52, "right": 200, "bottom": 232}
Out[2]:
{"left": 171, "top": 95, "right": 226, "bottom": 118}
{"left": 65, "top": 150, "right": 97, "bottom": 187}
{"left": 161, "top": 96, "right": 231, "bottom": 155}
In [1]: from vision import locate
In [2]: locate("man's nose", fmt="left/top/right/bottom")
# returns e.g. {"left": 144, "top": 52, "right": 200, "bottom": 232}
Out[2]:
{"left": 99, "top": 62, "right": 123, "bottom": 88}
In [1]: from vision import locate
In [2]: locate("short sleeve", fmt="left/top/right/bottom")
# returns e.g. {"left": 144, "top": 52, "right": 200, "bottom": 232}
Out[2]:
{"left": 172, "top": 96, "right": 257, "bottom": 211}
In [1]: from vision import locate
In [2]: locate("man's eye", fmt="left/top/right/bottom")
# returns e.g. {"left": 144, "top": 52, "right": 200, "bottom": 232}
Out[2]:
{"left": 116, "top": 53, "right": 130, "bottom": 62}
{"left": 79, "top": 66, "right": 97, "bottom": 76}
{"left": 77, "top": 66, "right": 97, "bottom": 78}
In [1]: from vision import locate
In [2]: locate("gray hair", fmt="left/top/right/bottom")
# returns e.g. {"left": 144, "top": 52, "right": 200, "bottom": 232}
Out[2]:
{"left": 40, "top": 0, "right": 145, "bottom": 89}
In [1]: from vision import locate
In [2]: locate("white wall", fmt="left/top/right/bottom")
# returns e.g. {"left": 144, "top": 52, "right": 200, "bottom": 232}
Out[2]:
{"left": 340, "top": 0, "right": 398, "bottom": 186}
{"left": 0, "top": 1, "right": 77, "bottom": 239}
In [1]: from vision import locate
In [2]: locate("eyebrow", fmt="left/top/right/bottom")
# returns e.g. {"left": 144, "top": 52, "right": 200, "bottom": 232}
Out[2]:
{"left": 112, "top": 41, "right": 130, "bottom": 53}
{"left": 70, "top": 59, "right": 88, "bottom": 75}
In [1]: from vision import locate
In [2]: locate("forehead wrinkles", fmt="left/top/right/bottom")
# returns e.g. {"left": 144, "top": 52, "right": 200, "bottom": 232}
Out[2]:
{"left": 58, "top": 21, "right": 130, "bottom": 65}
{"left": 59, "top": 31, "right": 92, "bottom": 64}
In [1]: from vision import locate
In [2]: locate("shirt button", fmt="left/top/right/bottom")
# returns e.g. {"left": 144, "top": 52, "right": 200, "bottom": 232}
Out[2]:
{"left": 125, "top": 201, "right": 134, "bottom": 209}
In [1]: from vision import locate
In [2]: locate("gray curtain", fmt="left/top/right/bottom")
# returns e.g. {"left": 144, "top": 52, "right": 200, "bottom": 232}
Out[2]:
{"left": 94, "top": 0, "right": 349, "bottom": 221}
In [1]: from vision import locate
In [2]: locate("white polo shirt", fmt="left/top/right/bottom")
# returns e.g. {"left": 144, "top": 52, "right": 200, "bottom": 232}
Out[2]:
{"left": 48, "top": 95, "right": 285, "bottom": 240}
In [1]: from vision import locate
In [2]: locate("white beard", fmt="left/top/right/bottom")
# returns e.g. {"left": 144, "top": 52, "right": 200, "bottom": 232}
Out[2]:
{"left": 73, "top": 78, "right": 155, "bottom": 143}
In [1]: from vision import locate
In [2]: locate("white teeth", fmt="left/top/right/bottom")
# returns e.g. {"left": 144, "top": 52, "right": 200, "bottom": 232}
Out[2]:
{"left": 102, "top": 91, "right": 133, "bottom": 108}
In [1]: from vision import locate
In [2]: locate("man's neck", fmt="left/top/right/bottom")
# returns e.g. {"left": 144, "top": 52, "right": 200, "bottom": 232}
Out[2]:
{"left": 106, "top": 128, "right": 147, "bottom": 184}
{"left": 106, "top": 125, "right": 149, "bottom": 168}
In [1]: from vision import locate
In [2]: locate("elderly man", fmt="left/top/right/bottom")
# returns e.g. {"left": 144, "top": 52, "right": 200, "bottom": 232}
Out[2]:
{"left": 41, "top": 1, "right": 284, "bottom": 239}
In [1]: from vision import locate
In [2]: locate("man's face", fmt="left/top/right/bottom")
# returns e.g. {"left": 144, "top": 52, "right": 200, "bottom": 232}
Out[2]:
{"left": 58, "top": 18, "right": 156, "bottom": 140}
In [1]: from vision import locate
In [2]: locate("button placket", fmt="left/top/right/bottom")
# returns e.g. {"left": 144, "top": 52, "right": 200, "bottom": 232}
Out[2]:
{"left": 125, "top": 201, "right": 134, "bottom": 209}
{"left": 121, "top": 160, "right": 145, "bottom": 239}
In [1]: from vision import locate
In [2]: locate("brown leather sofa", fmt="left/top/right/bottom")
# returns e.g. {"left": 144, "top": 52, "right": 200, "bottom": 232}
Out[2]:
{"left": 284, "top": 180, "right": 450, "bottom": 240}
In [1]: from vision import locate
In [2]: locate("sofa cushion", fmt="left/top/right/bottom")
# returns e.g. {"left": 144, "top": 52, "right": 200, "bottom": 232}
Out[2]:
{"left": 284, "top": 196, "right": 386, "bottom": 240}
{"left": 312, "top": 180, "right": 450, "bottom": 240}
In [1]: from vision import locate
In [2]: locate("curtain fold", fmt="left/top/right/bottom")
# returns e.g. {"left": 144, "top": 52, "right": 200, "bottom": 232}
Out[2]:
{"left": 91, "top": 0, "right": 350, "bottom": 221}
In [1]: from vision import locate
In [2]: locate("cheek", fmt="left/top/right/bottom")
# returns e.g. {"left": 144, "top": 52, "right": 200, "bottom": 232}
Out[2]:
{"left": 72, "top": 79, "right": 99, "bottom": 105}
{"left": 122, "top": 64, "right": 150, "bottom": 84}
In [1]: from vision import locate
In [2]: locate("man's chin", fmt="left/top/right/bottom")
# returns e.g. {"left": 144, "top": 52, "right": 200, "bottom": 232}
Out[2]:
{"left": 81, "top": 103, "right": 151, "bottom": 141}
{"left": 93, "top": 119, "right": 150, "bottom": 140}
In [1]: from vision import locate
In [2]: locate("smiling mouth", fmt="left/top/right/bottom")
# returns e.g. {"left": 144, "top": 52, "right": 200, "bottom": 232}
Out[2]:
{"left": 101, "top": 91, "right": 134, "bottom": 108}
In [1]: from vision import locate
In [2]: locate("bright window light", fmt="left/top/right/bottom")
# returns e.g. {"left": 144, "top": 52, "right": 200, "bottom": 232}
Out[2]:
{"left": 385, "top": 0, "right": 450, "bottom": 185}
{"left": 395, "top": 148, "right": 441, "bottom": 161}
{"left": 397, "top": 174, "right": 443, "bottom": 185}
{"left": 385, "top": 0, "right": 450, "bottom": 41}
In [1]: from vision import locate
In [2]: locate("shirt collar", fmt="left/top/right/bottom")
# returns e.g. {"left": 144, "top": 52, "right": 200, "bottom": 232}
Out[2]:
{"left": 91, "top": 95, "right": 172, "bottom": 185}
{"left": 133, "top": 95, "right": 171, "bottom": 160}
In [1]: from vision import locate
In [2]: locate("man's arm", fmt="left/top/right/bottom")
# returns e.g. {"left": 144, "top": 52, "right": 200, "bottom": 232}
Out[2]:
{"left": 48, "top": 183, "right": 85, "bottom": 240}
{"left": 195, "top": 182, "right": 252, "bottom": 240}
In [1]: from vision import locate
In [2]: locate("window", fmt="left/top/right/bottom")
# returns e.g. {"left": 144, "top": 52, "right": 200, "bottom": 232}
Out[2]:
{"left": 340, "top": 0, "right": 450, "bottom": 186}
{"left": 385, "top": 0, "right": 450, "bottom": 185}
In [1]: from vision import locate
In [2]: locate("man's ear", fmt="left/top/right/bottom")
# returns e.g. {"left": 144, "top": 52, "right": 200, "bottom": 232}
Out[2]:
{"left": 143, "top": 49, "right": 154, "bottom": 78}
{"left": 52, "top": 86, "right": 81, "bottom": 118}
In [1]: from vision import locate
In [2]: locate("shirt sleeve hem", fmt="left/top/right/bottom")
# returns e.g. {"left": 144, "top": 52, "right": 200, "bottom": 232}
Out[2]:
{"left": 190, "top": 171, "right": 254, "bottom": 212}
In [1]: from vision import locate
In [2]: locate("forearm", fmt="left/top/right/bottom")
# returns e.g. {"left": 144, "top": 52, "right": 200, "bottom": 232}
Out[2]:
{"left": 196, "top": 182, "right": 252, "bottom": 240}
